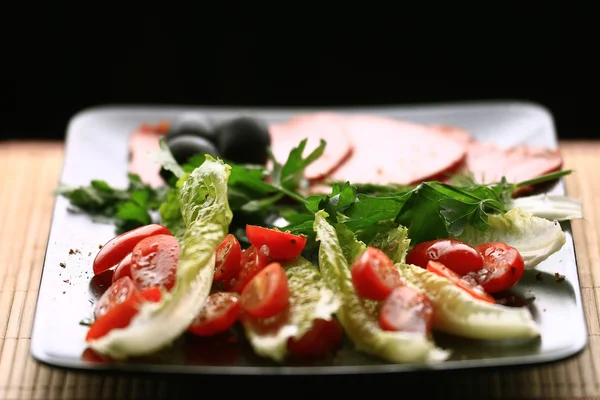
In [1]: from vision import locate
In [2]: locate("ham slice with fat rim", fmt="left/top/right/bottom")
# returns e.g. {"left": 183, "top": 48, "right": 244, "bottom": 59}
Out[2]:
{"left": 462, "top": 142, "right": 563, "bottom": 185}
{"left": 432, "top": 124, "right": 564, "bottom": 188}
{"left": 327, "top": 115, "right": 468, "bottom": 186}
{"left": 268, "top": 113, "right": 354, "bottom": 180}
{"left": 128, "top": 123, "right": 169, "bottom": 188}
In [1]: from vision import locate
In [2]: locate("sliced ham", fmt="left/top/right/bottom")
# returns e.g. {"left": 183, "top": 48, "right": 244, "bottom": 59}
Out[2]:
{"left": 432, "top": 124, "right": 564, "bottom": 188}
{"left": 428, "top": 124, "right": 473, "bottom": 145}
{"left": 268, "top": 113, "right": 354, "bottom": 180}
{"left": 127, "top": 113, "right": 563, "bottom": 197}
{"left": 327, "top": 115, "right": 468, "bottom": 186}
{"left": 463, "top": 142, "right": 563, "bottom": 185}
{"left": 128, "top": 122, "right": 169, "bottom": 188}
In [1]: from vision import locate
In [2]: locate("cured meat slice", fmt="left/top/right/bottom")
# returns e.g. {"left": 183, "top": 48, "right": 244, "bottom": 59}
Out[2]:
{"left": 463, "top": 142, "right": 563, "bottom": 185}
{"left": 128, "top": 123, "right": 168, "bottom": 188}
{"left": 268, "top": 113, "right": 354, "bottom": 180}
{"left": 327, "top": 115, "right": 468, "bottom": 186}
{"left": 428, "top": 124, "right": 473, "bottom": 145}
{"left": 432, "top": 124, "right": 564, "bottom": 187}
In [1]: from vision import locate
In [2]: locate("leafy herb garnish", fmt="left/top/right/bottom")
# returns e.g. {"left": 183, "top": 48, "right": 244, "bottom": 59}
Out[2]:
{"left": 56, "top": 174, "right": 169, "bottom": 233}
{"left": 283, "top": 169, "right": 573, "bottom": 245}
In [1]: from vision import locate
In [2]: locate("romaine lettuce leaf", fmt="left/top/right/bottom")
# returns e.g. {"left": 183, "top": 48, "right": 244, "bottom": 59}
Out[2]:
{"left": 241, "top": 256, "right": 341, "bottom": 362}
{"left": 88, "top": 156, "right": 232, "bottom": 359}
{"left": 367, "top": 225, "right": 411, "bottom": 264}
{"left": 313, "top": 210, "right": 449, "bottom": 364}
{"left": 400, "top": 264, "right": 540, "bottom": 340}
{"left": 507, "top": 193, "right": 583, "bottom": 221}
{"left": 453, "top": 208, "right": 566, "bottom": 269}
{"left": 158, "top": 173, "right": 188, "bottom": 240}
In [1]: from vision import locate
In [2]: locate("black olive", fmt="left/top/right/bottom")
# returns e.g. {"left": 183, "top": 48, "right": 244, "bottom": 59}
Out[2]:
{"left": 159, "top": 134, "right": 220, "bottom": 184}
{"left": 165, "top": 113, "right": 216, "bottom": 145}
{"left": 168, "top": 134, "right": 220, "bottom": 164}
{"left": 214, "top": 116, "right": 271, "bottom": 165}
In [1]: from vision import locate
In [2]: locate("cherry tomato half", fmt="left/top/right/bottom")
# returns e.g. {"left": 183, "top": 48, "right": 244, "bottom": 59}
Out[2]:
{"left": 240, "top": 262, "right": 290, "bottom": 319}
{"left": 188, "top": 292, "right": 241, "bottom": 337}
{"left": 230, "top": 246, "right": 270, "bottom": 293}
{"left": 406, "top": 239, "right": 484, "bottom": 276}
{"left": 351, "top": 247, "right": 405, "bottom": 301}
{"left": 246, "top": 225, "right": 307, "bottom": 261}
{"left": 130, "top": 234, "right": 179, "bottom": 291}
{"left": 472, "top": 242, "right": 525, "bottom": 293}
{"left": 213, "top": 234, "right": 242, "bottom": 286}
{"left": 379, "top": 285, "right": 434, "bottom": 335}
{"left": 93, "top": 224, "right": 172, "bottom": 275}
{"left": 86, "top": 286, "right": 162, "bottom": 342}
{"left": 287, "top": 318, "right": 344, "bottom": 358}
{"left": 426, "top": 260, "right": 496, "bottom": 304}
{"left": 112, "top": 252, "right": 133, "bottom": 283}
{"left": 94, "top": 276, "right": 139, "bottom": 319}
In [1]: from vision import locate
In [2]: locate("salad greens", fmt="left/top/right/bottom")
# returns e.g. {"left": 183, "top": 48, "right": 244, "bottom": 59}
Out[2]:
{"left": 55, "top": 173, "right": 169, "bottom": 233}
{"left": 88, "top": 156, "right": 232, "bottom": 359}
{"left": 400, "top": 263, "right": 540, "bottom": 340}
{"left": 454, "top": 208, "right": 566, "bottom": 269}
{"left": 241, "top": 256, "right": 341, "bottom": 362}
{"left": 314, "top": 210, "right": 449, "bottom": 363}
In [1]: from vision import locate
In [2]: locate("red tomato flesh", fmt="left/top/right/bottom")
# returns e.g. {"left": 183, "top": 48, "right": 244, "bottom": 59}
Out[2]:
{"left": 246, "top": 225, "right": 307, "bottom": 261}
{"left": 112, "top": 252, "right": 133, "bottom": 283}
{"left": 230, "top": 246, "right": 270, "bottom": 293}
{"left": 287, "top": 318, "right": 344, "bottom": 358}
{"left": 93, "top": 224, "right": 172, "bottom": 275}
{"left": 379, "top": 285, "right": 434, "bottom": 335}
{"left": 351, "top": 247, "right": 404, "bottom": 301}
{"left": 406, "top": 239, "right": 484, "bottom": 276}
{"left": 86, "top": 286, "right": 162, "bottom": 342}
{"left": 426, "top": 260, "right": 495, "bottom": 303}
{"left": 213, "top": 234, "right": 242, "bottom": 286}
{"left": 130, "top": 234, "right": 179, "bottom": 291}
{"left": 240, "top": 262, "right": 290, "bottom": 319}
{"left": 188, "top": 292, "right": 241, "bottom": 337}
{"left": 94, "top": 276, "right": 139, "bottom": 319}
{"left": 470, "top": 242, "right": 525, "bottom": 293}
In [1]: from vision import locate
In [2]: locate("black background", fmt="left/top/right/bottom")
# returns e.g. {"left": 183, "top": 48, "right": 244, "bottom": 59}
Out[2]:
{"left": 3, "top": 6, "right": 592, "bottom": 141}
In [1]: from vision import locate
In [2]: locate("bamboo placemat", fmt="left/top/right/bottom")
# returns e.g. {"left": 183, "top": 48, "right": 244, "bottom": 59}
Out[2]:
{"left": 1, "top": 140, "right": 599, "bottom": 400}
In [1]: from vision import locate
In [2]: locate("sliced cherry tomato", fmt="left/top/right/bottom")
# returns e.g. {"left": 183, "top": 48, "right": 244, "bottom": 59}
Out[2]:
{"left": 86, "top": 286, "right": 162, "bottom": 342}
{"left": 240, "top": 262, "right": 289, "bottom": 319}
{"left": 379, "top": 285, "right": 434, "bottom": 335}
{"left": 426, "top": 260, "right": 495, "bottom": 303}
{"left": 471, "top": 242, "right": 525, "bottom": 293}
{"left": 94, "top": 276, "right": 139, "bottom": 319}
{"left": 93, "top": 224, "right": 172, "bottom": 275}
{"left": 287, "top": 318, "right": 344, "bottom": 358}
{"left": 188, "top": 292, "right": 241, "bottom": 337}
{"left": 350, "top": 247, "right": 404, "bottom": 301}
{"left": 406, "top": 239, "right": 484, "bottom": 276}
{"left": 246, "top": 225, "right": 307, "bottom": 261}
{"left": 130, "top": 234, "right": 179, "bottom": 291}
{"left": 112, "top": 252, "right": 133, "bottom": 283}
{"left": 140, "top": 286, "right": 163, "bottom": 302}
{"left": 213, "top": 234, "right": 242, "bottom": 286}
{"left": 230, "top": 246, "right": 270, "bottom": 293}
